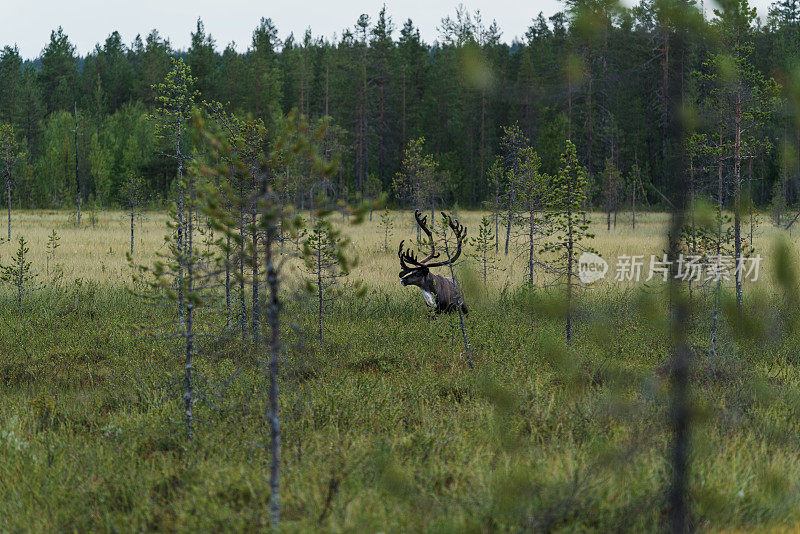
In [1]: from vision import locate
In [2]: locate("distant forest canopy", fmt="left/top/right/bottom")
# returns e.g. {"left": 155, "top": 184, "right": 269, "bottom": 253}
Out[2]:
{"left": 1, "top": 1, "right": 800, "bottom": 210}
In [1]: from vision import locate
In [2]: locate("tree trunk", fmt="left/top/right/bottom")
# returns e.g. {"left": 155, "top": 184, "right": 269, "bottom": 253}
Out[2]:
{"left": 442, "top": 226, "right": 473, "bottom": 369}
{"left": 734, "top": 93, "right": 743, "bottom": 310}
{"left": 632, "top": 174, "right": 636, "bottom": 231}
{"left": 504, "top": 190, "right": 516, "bottom": 255}
{"left": 748, "top": 158, "right": 754, "bottom": 245}
{"left": 265, "top": 231, "right": 282, "bottom": 527}
{"left": 225, "top": 233, "right": 231, "bottom": 329}
{"left": 566, "top": 189, "right": 573, "bottom": 344}
{"left": 317, "top": 242, "right": 324, "bottom": 343}
{"left": 130, "top": 204, "right": 134, "bottom": 256}
{"left": 74, "top": 102, "right": 81, "bottom": 225}
{"left": 238, "top": 185, "right": 247, "bottom": 340}
{"left": 176, "top": 120, "right": 185, "bottom": 329}
{"left": 661, "top": 30, "right": 670, "bottom": 193}
{"left": 529, "top": 211, "right": 535, "bottom": 286}
{"left": 252, "top": 211, "right": 260, "bottom": 345}
{"left": 183, "top": 181, "right": 195, "bottom": 441}
{"left": 6, "top": 176, "right": 11, "bottom": 240}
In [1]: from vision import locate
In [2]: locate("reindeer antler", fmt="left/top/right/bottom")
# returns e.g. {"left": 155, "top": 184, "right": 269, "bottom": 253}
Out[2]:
{"left": 425, "top": 212, "right": 467, "bottom": 267}
{"left": 398, "top": 210, "right": 464, "bottom": 274}
{"left": 414, "top": 209, "right": 439, "bottom": 264}
{"left": 398, "top": 240, "right": 425, "bottom": 273}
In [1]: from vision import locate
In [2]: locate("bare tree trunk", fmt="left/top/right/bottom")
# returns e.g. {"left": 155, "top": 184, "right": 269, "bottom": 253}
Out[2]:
{"left": 74, "top": 102, "right": 81, "bottom": 225}
{"left": 252, "top": 211, "right": 260, "bottom": 345}
{"left": 566, "top": 190, "right": 573, "bottom": 344}
{"left": 442, "top": 226, "right": 473, "bottom": 369}
{"left": 504, "top": 190, "right": 516, "bottom": 255}
{"left": 480, "top": 89, "right": 486, "bottom": 201}
{"left": 734, "top": 93, "right": 743, "bottom": 310}
{"left": 130, "top": 204, "right": 135, "bottom": 256}
{"left": 586, "top": 44, "right": 594, "bottom": 178}
{"left": 6, "top": 174, "right": 11, "bottom": 240}
{"left": 667, "top": 115, "right": 691, "bottom": 534}
{"left": 483, "top": 246, "right": 487, "bottom": 283}
{"left": 710, "top": 148, "right": 723, "bottom": 370}
{"left": 176, "top": 120, "right": 185, "bottom": 329}
{"left": 239, "top": 201, "right": 247, "bottom": 340}
{"left": 494, "top": 182, "right": 500, "bottom": 253}
{"left": 317, "top": 241, "right": 324, "bottom": 343}
{"left": 528, "top": 211, "right": 535, "bottom": 286}
{"left": 265, "top": 229, "right": 281, "bottom": 527}
{"left": 748, "top": 158, "right": 754, "bottom": 245}
{"left": 632, "top": 175, "right": 636, "bottom": 231}
{"left": 183, "top": 181, "right": 195, "bottom": 441}
{"left": 661, "top": 30, "right": 670, "bottom": 193}
{"left": 225, "top": 233, "right": 231, "bottom": 329}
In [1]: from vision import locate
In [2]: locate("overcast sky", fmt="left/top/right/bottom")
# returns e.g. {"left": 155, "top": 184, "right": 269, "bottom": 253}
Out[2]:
{"left": 1, "top": 0, "right": 776, "bottom": 60}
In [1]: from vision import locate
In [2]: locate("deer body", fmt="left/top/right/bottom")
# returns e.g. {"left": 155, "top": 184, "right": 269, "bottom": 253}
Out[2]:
{"left": 398, "top": 210, "right": 468, "bottom": 314}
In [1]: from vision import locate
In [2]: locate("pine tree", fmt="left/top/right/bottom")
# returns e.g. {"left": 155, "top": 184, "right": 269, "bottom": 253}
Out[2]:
{"left": 248, "top": 18, "right": 282, "bottom": 121}
{"left": 496, "top": 123, "right": 530, "bottom": 255}
{"left": 469, "top": 215, "right": 502, "bottom": 282}
{"left": 302, "top": 216, "right": 355, "bottom": 343}
{"left": 513, "top": 147, "right": 550, "bottom": 286}
{"left": 379, "top": 207, "right": 394, "bottom": 252}
{"left": 0, "top": 236, "right": 37, "bottom": 308}
{"left": 543, "top": 140, "right": 594, "bottom": 343}
{"left": 45, "top": 229, "right": 60, "bottom": 283}
{"left": 39, "top": 27, "right": 79, "bottom": 114}
{"left": 150, "top": 57, "right": 198, "bottom": 327}
{"left": 393, "top": 137, "right": 439, "bottom": 232}
{"left": 187, "top": 19, "right": 217, "bottom": 99}
{"left": 121, "top": 171, "right": 145, "bottom": 256}
{"left": 704, "top": 0, "right": 779, "bottom": 309}
{"left": 203, "top": 108, "right": 341, "bottom": 527}
{"left": 0, "top": 46, "right": 24, "bottom": 127}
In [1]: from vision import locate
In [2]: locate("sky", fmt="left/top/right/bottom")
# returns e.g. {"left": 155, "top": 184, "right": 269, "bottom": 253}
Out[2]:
{"left": 0, "top": 0, "right": 777, "bottom": 60}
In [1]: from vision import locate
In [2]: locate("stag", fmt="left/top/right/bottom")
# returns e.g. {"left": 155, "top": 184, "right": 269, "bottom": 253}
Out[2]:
{"left": 398, "top": 210, "right": 468, "bottom": 314}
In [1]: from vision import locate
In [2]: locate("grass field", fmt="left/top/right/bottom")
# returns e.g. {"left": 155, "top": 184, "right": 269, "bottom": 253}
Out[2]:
{"left": 2, "top": 209, "right": 800, "bottom": 531}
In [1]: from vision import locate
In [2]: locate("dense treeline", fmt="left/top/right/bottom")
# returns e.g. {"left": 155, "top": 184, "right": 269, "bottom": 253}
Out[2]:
{"left": 2, "top": 1, "right": 800, "bottom": 210}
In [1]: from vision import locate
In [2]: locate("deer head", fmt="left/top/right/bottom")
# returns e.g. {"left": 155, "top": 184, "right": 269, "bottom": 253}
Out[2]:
{"left": 398, "top": 210, "right": 466, "bottom": 289}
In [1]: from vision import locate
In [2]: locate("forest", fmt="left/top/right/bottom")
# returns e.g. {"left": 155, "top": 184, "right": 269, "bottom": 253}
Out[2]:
{"left": 1, "top": 0, "right": 800, "bottom": 213}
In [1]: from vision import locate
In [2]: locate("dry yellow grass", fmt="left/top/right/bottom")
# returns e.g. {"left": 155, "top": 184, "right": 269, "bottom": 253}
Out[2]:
{"left": 3, "top": 209, "right": 800, "bottom": 293}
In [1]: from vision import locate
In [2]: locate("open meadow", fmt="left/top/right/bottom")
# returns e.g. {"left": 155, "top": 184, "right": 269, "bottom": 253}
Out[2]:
{"left": 2, "top": 209, "right": 800, "bottom": 531}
